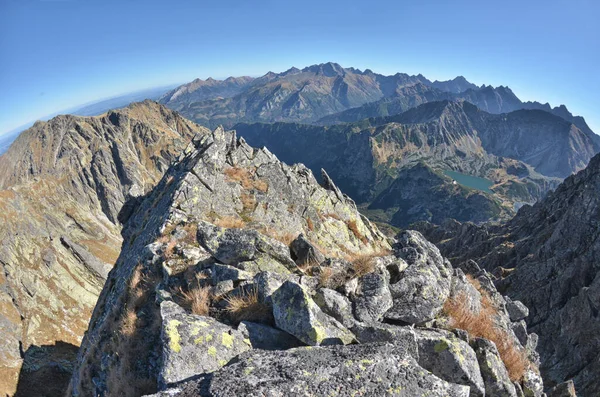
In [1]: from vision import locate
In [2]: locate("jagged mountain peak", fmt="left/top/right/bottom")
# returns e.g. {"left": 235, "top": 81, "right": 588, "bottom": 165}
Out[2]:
{"left": 301, "top": 61, "right": 346, "bottom": 77}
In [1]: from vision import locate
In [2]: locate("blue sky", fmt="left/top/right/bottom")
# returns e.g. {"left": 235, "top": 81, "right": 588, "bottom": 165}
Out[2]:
{"left": 1, "top": 0, "right": 599, "bottom": 134}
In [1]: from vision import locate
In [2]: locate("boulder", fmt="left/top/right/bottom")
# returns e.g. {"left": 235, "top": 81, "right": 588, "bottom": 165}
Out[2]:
{"left": 386, "top": 231, "right": 452, "bottom": 323}
{"left": 159, "top": 301, "right": 251, "bottom": 387}
{"left": 313, "top": 288, "right": 355, "bottom": 328}
{"left": 200, "top": 343, "right": 471, "bottom": 396}
{"left": 522, "top": 369, "right": 545, "bottom": 397}
{"left": 350, "top": 322, "right": 418, "bottom": 357}
{"left": 237, "top": 321, "right": 302, "bottom": 350}
{"left": 290, "top": 234, "right": 325, "bottom": 266}
{"left": 414, "top": 329, "right": 485, "bottom": 397}
{"left": 505, "top": 297, "right": 530, "bottom": 322}
{"left": 548, "top": 380, "right": 577, "bottom": 397}
{"left": 272, "top": 281, "right": 355, "bottom": 346}
{"left": 472, "top": 337, "right": 518, "bottom": 397}
{"left": 352, "top": 271, "right": 393, "bottom": 323}
{"left": 196, "top": 221, "right": 296, "bottom": 270}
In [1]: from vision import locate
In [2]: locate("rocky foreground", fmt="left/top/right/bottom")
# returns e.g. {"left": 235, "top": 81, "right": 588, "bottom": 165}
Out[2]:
{"left": 69, "top": 127, "right": 550, "bottom": 396}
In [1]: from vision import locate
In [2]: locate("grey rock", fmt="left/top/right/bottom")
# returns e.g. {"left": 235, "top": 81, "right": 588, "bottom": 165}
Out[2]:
{"left": 237, "top": 321, "right": 302, "bottom": 350}
{"left": 253, "top": 271, "right": 293, "bottom": 307}
{"left": 200, "top": 343, "right": 470, "bottom": 396}
{"left": 385, "top": 230, "right": 452, "bottom": 323}
{"left": 197, "top": 221, "right": 296, "bottom": 271}
{"left": 272, "top": 280, "right": 355, "bottom": 346}
{"left": 548, "top": 380, "right": 577, "bottom": 397}
{"left": 511, "top": 320, "right": 529, "bottom": 347}
{"left": 414, "top": 329, "right": 485, "bottom": 397}
{"left": 159, "top": 301, "right": 251, "bottom": 387}
{"left": 290, "top": 234, "right": 325, "bottom": 266}
{"left": 352, "top": 272, "right": 393, "bottom": 323}
{"left": 506, "top": 297, "right": 530, "bottom": 322}
{"left": 522, "top": 369, "right": 545, "bottom": 397}
{"left": 313, "top": 288, "right": 355, "bottom": 328}
{"left": 350, "top": 322, "right": 418, "bottom": 357}
{"left": 472, "top": 338, "right": 518, "bottom": 397}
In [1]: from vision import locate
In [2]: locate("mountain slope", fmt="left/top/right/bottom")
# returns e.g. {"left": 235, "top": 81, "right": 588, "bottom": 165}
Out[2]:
{"left": 0, "top": 101, "right": 208, "bottom": 396}
{"left": 416, "top": 152, "right": 600, "bottom": 396}
{"left": 235, "top": 100, "right": 591, "bottom": 226}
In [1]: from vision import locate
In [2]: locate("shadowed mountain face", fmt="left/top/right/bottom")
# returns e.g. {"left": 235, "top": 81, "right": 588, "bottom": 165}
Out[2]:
{"left": 234, "top": 100, "right": 595, "bottom": 226}
{"left": 0, "top": 101, "right": 208, "bottom": 396}
{"left": 416, "top": 152, "right": 600, "bottom": 396}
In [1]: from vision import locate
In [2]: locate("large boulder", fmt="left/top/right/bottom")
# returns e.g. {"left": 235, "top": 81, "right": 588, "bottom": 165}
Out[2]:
{"left": 472, "top": 338, "right": 518, "bottom": 397}
{"left": 199, "top": 343, "right": 471, "bottom": 396}
{"left": 272, "top": 281, "right": 355, "bottom": 346}
{"left": 313, "top": 288, "right": 355, "bottom": 328}
{"left": 196, "top": 221, "right": 296, "bottom": 270}
{"left": 385, "top": 231, "right": 452, "bottom": 323}
{"left": 159, "top": 301, "right": 251, "bottom": 387}
{"left": 414, "top": 329, "right": 485, "bottom": 397}
{"left": 352, "top": 271, "right": 393, "bottom": 323}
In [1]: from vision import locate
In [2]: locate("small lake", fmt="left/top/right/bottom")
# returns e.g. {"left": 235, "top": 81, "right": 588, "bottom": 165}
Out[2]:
{"left": 443, "top": 170, "right": 494, "bottom": 193}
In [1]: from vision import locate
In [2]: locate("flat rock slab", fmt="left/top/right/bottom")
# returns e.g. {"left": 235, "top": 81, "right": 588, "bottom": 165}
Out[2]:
{"left": 199, "top": 343, "right": 470, "bottom": 396}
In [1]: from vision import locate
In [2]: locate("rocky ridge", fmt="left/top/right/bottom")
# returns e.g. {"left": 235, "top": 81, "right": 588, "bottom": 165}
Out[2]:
{"left": 69, "top": 127, "right": 544, "bottom": 397}
{"left": 0, "top": 101, "right": 209, "bottom": 396}
{"left": 416, "top": 152, "right": 600, "bottom": 396}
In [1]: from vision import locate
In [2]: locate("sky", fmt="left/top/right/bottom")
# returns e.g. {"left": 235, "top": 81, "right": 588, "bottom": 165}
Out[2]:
{"left": 1, "top": 0, "right": 599, "bottom": 134}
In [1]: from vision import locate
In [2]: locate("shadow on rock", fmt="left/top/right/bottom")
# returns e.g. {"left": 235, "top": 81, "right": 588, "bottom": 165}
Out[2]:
{"left": 14, "top": 341, "right": 79, "bottom": 397}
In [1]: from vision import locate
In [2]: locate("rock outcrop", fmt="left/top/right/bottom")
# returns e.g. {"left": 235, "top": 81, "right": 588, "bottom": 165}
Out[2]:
{"left": 0, "top": 101, "right": 208, "bottom": 396}
{"left": 69, "top": 127, "right": 543, "bottom": 396}
{"left": 417, "top": 152, "right": 600, "bottom": 396}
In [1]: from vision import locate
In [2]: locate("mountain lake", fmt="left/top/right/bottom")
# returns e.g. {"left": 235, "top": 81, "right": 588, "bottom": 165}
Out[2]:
{"left": 443, "top": 169, "right": 494, "bottom": 193}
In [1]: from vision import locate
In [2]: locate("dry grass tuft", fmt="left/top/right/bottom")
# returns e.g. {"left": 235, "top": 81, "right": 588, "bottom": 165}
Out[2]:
{"left": 259, "top": 226, "right": 297, "bottom": 246}
{"left": 181, "top": 222, "right": 198, "bottom": 245}
{"left": 120, "top": 307, "right": 138, "bottom": 337}
{"left": 240, "top": 192, "right": 257, "bottom": 212}
{"left": 347, "top": 220, "right": 368, "bottom": 244}
{"left": 225, "top": 166, "right": 269, "bottom": 192}
{"left": 163, "top": 239, "right": 177, "bottom": 259}
{"left": 213, "top": 216, "right": 246, "bottom": 229}
{"left": 350, "top": 253, "right": 377, "bottom": 278}
{"left": 224, "top": 287, "right": 272, "bottom": 324}
{"left": 443, "top": 279, "right": 531, "bottom": 382}
{"left": 318, "top": 267, "right": 335, "bottom": 288}
{"left": 176, "top": 285, "right": 211, "bottom": 316}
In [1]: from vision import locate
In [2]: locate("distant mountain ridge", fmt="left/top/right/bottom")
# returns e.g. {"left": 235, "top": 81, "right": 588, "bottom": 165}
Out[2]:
{"left": 160, "top": 62, "right": 597, "bottom": 141}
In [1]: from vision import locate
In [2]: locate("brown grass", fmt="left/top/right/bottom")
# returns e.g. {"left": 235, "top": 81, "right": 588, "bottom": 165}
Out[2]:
{"left": 318, "top": 267, "right": 335, "bottom": 288}
{"left": 163, "top": 239, "right": 177, "bottom": 259}
{"left": 350, "top": 253, "right": 376, "bottom": 278}
{"left": 176, "top": 285, "right": 211, "bottom": 316}
{"left": 120, "top": 308, "right": 138, "bottom": 337}
{"left": 224, "top": 287, "right": 272, "bottom": 324}
{"left": 323, "top": 212, "right": 342, "bottom": 220}
{"left": 259, "top": 226, "right": 297, "bottom": 246}
{"left": 213, "top": 216, "right": 246, "bottom": 228}
{"left": 181, "top": 222, "right": 198, "bottom": 245}
{"left": 443, "top": 277, "right": 531, "bottom": 382}
{"left": 240, "top": 192, "right": 257, "bottom": 212}
{"left": 306, "top": 217, "right": 314, "bottom": 231}
{"left": 347, "top": 220, "right": 368, "bottom": 244}
{"left": 224, "top": 166, "right": 269, "bottom": 192}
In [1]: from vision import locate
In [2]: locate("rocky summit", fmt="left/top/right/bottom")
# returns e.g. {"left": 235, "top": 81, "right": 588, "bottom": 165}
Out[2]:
{"left": 68, "top": 126, "right": 544, "bottom": 397}
{"left": 417, "top": 151, "right": 600, "bottom": 396}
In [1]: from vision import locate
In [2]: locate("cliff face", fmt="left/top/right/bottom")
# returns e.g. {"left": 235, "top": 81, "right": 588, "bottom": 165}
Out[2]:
{"left": 0, "top": 101, "right": 208, "bottom": 396}
{"left": 70, "top": 127, "right": 543, "bottom": 397}
{"left": 416, "top": 152, "right": 600, "bottom": 396}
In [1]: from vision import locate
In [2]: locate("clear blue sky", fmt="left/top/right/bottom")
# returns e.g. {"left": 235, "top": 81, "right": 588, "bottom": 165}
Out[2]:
{"left": 1, "top": 0, "right": 599, "bottom": 134}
